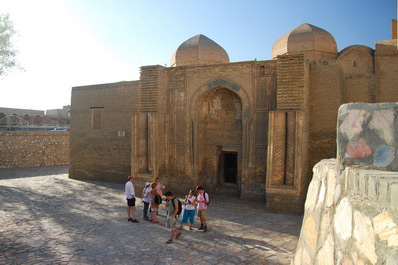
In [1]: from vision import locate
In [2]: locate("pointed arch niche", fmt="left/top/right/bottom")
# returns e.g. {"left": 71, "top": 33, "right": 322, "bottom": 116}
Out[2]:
{"left": 189, "top": 79, "right": 251, "bottom": 191}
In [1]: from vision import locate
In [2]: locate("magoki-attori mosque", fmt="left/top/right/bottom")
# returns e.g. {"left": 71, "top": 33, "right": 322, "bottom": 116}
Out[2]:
{"left": 70, "top": 21, "right": 398, "bottom": 214}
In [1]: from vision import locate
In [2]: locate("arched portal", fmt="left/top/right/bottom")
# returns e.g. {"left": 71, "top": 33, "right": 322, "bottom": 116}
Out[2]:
{"left": 196, "top": 87, "right": 243, "bottom": 191}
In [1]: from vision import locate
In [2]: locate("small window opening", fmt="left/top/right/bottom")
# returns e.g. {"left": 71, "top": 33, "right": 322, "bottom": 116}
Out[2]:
{"left": 260, "top": 65, "right": 266, "bottom": 75}
{"left": 91, "top": 107, "right": 103, "bottom": 129}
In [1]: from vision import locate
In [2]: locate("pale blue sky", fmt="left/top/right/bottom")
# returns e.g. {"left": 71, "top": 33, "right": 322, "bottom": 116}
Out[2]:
{"left": 0, "top": 0, "right": 396, "bottom": 110}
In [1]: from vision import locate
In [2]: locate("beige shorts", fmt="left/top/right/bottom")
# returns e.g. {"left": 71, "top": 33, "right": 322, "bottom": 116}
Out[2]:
{"left": 197, "top": 209, "right": 207, "bottom": 219}
{"left": 166, "top": 216, "right": 177, "bottom": 230}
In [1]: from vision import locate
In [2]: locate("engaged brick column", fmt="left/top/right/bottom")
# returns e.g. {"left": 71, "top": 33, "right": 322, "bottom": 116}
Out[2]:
{"left": 337, "top": 102, "right": 398, "bottom": 171}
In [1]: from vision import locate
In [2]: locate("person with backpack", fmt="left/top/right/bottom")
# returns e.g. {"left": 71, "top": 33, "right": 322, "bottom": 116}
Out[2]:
{"left": 179, "top": 190, "right": 196, "bottom": 231}
{"left": 150, "top": 182, "right": 161, "bottom": 223}
{"left": 196, "top": 186, "right": 209, "bottom": 232}
{"left": 164, "top": 191, "right": 182, "bottom": 244}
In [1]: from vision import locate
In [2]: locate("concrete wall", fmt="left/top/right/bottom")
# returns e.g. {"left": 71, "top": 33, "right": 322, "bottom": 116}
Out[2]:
{"left": 0, "top": 131, "right": 69, "bottom": 168}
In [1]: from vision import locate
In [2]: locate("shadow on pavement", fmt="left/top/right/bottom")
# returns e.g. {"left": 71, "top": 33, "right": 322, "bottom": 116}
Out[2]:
{"left": 0, "top": 165, "right": 69, "bottom": 180}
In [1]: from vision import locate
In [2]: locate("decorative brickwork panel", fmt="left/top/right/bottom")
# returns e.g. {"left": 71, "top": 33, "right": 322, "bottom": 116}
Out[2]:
{"left": 269, "top": 112, "right": 287, "bottom": 185}
{"left": 267, "top": 111, "right": 297, "bottom": 188}
{"left": 176, "top": 91, "right": 186, "bottom": 112}
{"left": 255, "top": 111, "right": 268, "bottom": 144}
{"left": 175, "top": 113, "right": 186, "bottom": 172}
{"left": 176, "top": 144, "right": 185, "bottom": 172}
{"left": 255, "top": 146, "right": 267, "bottom": 174}
{"left": 139, "top": 66, "right": 160, "bottom": 112}
{"left": 137, "top": 114, "right": 148, "bottom": 173}
{"left": 256, "top": 78, "right": 268, "bottom": 108}
{"left": 285, "top": 111, "right": 296, "bottom": 186}
{"left": 167, "top": 68, "right": 185, "bottom": 90}
{"left": 0, "top": 131, "right": 69, "bottom": 168}
{"left": 277, "top": 54, "right": 305, "bottom": 110}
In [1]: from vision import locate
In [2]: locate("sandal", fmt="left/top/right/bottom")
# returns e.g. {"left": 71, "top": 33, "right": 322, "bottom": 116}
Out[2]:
{"left": 128, "top": 218, "right": 133, "bottom": 222}
{"left": 166, "top": 239, "right": 173, "bottom": 244}
{"left": 176, "top": 232, "right": 182, "bottom": 239}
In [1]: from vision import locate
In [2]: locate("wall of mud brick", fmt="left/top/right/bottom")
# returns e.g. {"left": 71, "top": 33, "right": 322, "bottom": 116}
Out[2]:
{"left": 0, "top": 131, "right": 69, "bottom": 168}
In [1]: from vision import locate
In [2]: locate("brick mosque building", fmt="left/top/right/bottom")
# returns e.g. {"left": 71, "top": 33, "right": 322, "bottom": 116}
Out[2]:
{"left": 70, "top": 21, "right": 398, "bottom": 214}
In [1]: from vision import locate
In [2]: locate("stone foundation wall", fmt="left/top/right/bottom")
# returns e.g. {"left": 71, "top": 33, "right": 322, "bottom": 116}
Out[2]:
{"left": 0, "top": 131, "right": 69, "bottom": 168}
{"left": 294, "top": 159, "right": 398, "bottom": 264}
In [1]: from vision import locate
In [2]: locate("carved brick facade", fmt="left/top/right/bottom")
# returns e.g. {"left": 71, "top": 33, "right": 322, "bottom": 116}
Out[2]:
{"left": 69, "top": 21, "right": 398, "bottom": 214}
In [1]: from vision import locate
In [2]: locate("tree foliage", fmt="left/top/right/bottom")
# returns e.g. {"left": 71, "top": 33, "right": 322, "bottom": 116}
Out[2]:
{"left": 0, "top": 13, "right": 18, "bottom": 76}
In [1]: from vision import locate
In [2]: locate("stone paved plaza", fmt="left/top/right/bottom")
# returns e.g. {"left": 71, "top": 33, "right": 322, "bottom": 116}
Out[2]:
{"left": 0, "top": 166, "right": 302, "bottom": 265}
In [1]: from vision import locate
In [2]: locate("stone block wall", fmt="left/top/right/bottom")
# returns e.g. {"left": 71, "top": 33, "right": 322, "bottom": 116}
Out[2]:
{"left": 0, "top": 131, "right": 69, "bottom": 168}
{"left": 294, "top": 160, "right": 398, "bottom": 265}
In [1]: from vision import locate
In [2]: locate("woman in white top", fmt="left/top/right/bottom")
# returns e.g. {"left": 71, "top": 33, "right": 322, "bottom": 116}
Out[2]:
{"left": 142, "top": 182, "right": 151, "bottom": 220}
{"left": 179, "top": 190, "right": 196, "bottom": 230}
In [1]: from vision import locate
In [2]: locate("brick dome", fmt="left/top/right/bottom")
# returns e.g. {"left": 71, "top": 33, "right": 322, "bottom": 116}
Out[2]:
{"left": 272, "top": 23, "right": 338, "bottom": 59}
{"left": 170, "top": 34, "right": 229, "bottom": 67}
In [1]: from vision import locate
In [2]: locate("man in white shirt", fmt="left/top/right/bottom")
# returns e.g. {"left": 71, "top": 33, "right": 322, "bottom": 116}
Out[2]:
{"left": 125, "top": 175, "right": 139, "bottom": 223}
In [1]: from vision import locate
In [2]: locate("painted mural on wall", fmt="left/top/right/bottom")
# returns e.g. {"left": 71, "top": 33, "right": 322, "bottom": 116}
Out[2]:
{"left": 337, "top": 103, "right": 398, "bottom": 171}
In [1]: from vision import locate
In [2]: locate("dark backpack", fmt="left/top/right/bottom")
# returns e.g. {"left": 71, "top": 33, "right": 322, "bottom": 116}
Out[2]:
{"left": 204, "top": 191, "right": 210, "bottom": 206}
{"left": 171, "top": 197, "right": 183, "bottom": 217}
{"left": 154, "top": 194, "right": 162, "bottom": 205}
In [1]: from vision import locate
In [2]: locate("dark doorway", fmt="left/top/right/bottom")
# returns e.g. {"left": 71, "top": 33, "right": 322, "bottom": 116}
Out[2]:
{"left": 223, "top": 152, "right": 237, "bottom": 184}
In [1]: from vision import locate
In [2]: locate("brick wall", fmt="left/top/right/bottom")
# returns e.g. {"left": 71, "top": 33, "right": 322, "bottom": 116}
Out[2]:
{"left": 69, "top": 81, "right": 138, "bottom": 182}
{"left": 308, "top": 60, "right": 343, "bottom": 179}
{"left": 375, "top": 50, "right": 398, "bottom": 102}
{"left": 0, "top": 131, "right": 69, "bottom": 168}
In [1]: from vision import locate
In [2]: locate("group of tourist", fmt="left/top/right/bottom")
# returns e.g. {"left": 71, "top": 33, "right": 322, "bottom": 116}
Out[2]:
{"left": 125, "top": 175, "right": 210, "bottom": 244}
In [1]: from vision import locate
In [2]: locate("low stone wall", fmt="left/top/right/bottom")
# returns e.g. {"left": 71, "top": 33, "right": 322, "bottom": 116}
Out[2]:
{"left": 293, "top": 159, "right": 398, "bottom": 264}
{"left": 0, "top": 131, "right": 69, "bottom": 168}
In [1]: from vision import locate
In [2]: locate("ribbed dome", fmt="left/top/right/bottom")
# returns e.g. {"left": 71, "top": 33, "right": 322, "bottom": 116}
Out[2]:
{"left": 338, "top": 45, "right": 374, "bottom": 58}
{"left": 272, "top": 23, "right": 338, "bottom": 59}
{"left": 170, "top": 34, "right": 229, "bottom": 67}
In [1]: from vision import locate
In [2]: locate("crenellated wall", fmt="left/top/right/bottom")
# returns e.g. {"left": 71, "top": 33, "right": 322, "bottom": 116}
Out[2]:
{"left": 0, "top": 131, "right": 69, "bottom": 168}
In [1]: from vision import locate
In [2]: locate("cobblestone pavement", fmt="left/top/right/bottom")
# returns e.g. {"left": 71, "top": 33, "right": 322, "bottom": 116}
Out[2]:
{"left": 0, "top": 166, "right": 303, "bottom": 265}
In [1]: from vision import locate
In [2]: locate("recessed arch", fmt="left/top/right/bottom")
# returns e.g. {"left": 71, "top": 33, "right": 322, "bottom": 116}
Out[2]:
{"left": 190, "top": 78, "right": 251, "bottom": 122}
{"left": 189, "top": 79, "right": 251, "bottom": 193}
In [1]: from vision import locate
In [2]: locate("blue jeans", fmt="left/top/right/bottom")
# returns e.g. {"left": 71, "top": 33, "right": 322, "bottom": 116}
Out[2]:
{"left": 181, "top": 209, "right": 195, "bottom": 224}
